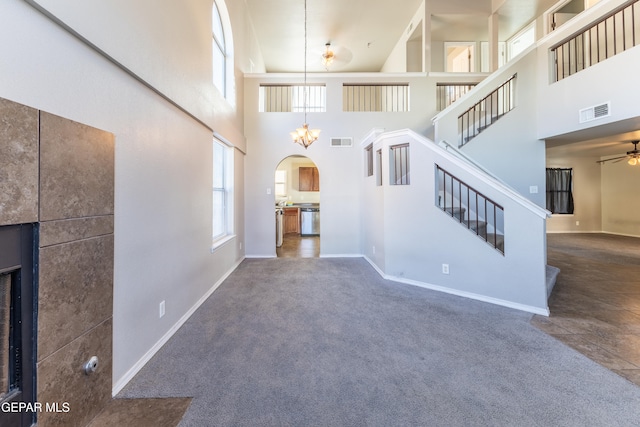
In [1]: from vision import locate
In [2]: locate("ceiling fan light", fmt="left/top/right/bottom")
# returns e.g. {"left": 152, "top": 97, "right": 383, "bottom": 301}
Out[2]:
{"left": 628, "top": 157, "right": 637, "bottom": 166}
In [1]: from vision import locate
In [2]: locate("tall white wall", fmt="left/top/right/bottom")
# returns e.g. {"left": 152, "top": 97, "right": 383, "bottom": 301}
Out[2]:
{"left": 434, "top": 48, "right": 547, "bottom": 208}
{"left": 361, "top": 130, "right": 549, "bottom": 314}
{"left": 0, "top": 0, "right": 258, "bottom": 391}
{"left": 535, "top": 0, "right": 640, "bottom": 141}
{"left": 243, "top": 73, "right": 484, "bottom": 258}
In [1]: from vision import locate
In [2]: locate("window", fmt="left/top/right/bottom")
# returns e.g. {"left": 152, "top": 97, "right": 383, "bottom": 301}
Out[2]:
{"left": 507, "top": 23, "right": 535, "bottom": 61}
{"left": 212, "top": 1, "right": 234, "bottom": 101}
{"left": 390, "top": 143, "right": 410, "bottom": 185}
{"left": 275, "top": 170, "right": 287, "bottom": 197}
{"left": 546, "top": 168, "right": 574, "bottom": 214}
{"left": 365, "top": 144, "right": 373, "bottom": 177}
{"left": 213, "top": 139, "right": 234, "bottom": 245}
{"left": 376, "top": 149, "right": 383, "bottom": 186}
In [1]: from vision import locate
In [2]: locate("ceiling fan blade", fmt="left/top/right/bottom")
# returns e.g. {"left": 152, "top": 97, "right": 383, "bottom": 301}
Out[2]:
{"left": 597, "top": 155, "right": 628, "bottom": 164}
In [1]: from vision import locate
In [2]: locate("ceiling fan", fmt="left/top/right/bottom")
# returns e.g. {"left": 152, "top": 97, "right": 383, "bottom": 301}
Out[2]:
{"left": 315, "top": 42, "right": 353, "bottom": 70}
{"left": 597, "top": 140, "right": 640, "bottom": 165}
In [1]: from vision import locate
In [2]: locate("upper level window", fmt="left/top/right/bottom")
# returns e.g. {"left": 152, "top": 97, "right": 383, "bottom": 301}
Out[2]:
{"left": 212, "top": 1, "right": 234, "bottom": 102}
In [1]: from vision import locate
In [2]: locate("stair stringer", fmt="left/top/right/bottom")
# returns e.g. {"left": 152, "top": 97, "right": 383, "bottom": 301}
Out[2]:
{"left": 360, "top": 128, "right": 551, "bottom": 315}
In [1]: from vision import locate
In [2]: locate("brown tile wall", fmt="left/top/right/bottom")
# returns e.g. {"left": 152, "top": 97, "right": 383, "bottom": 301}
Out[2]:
{"left": 37, "top": 111, "right": 114, "bottom": 427}
{"left": 0, "top": 97, "right": 115, "bottom": 427}
{"left": 0, "top": 97, "right": 39, "bottom": 225}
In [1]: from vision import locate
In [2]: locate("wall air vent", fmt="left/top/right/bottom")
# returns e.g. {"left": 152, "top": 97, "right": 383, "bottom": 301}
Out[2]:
{"left": 330, "top": 137, "right": 353, "bottom": 147}
{"left": 579, "top": 102, "right": 610, "bottom": 123}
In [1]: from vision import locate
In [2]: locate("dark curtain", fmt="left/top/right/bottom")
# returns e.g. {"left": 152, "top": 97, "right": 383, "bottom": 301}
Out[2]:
{"left": 546, "top": 168, "right": 574, "bottom": 214}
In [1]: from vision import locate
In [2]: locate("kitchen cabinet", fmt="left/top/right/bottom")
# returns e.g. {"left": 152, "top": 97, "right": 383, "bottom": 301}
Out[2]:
{"left": 299, "top": 167, "right": 319, "bottom": 191}
{"left": 283, "top": 207, "right": 300, "bottom": 234}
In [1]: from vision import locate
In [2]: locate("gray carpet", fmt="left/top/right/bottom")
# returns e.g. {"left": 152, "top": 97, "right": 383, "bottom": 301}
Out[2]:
{"left": 119, "top": 258, "right": 640, "bottom": 426}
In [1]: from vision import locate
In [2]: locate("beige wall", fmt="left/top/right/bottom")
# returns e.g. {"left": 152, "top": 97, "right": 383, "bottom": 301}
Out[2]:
{"left": 601, "top": 161, "right": 640, "bottom": 236}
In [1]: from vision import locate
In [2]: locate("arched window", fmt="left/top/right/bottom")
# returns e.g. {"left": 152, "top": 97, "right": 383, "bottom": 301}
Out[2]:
{"left": 212, "top": 1, "right": 233, "bottom": 100}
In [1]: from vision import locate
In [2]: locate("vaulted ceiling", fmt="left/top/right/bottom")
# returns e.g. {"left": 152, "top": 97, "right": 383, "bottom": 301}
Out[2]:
{"left": 243, "top": 0, "right": 559, "bottom": 73}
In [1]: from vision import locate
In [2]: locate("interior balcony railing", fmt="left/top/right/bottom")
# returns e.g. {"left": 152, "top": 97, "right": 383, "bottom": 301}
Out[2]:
{"left": 342, "top": 83, "right": 409, "bottom": 112}
{"left": 436, "top": 83, "right": 477, "bottom": 111}
{"left": 259, "top": 84, "right": 326, "bottom": 112}
{"left": 458, "top": 74, "right": 516, "bottom": 148}
{"left": 551, "top": 0, "right": 640, "bottom": 82}
{"left": 436, "top": 165, "right": 505, "bottom": 254}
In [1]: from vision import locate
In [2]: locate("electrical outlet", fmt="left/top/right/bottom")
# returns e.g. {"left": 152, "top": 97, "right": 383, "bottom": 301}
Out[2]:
{"left": 442, "top": 264, "right": 450, "bottom": 275}
{"left": 529, "top": 185, "right": 538, "bottom": 194}
{"left": 159, "top": 300, "right": 165, "bottom": 318}
{"left": 576, "top": 221, "right": 580, "bottom": 226}
{"left": 372, "top": 246, "right": 376, "bottom": 254}
{"left": 266, "top": 188, "right": 271, "bottom": 195}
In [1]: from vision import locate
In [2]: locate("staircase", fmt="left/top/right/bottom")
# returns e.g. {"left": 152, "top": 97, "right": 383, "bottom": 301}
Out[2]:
{"left": 437, "top": 165, "right": 505, "bottom": 253}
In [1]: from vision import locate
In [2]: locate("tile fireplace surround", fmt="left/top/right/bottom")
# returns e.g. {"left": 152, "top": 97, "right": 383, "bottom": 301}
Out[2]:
{"left": 1, "top": 96, "right": 114, "bottom": 427}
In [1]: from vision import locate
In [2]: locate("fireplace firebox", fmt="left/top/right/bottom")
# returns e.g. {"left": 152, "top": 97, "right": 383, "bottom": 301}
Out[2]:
{"left": 0, "top": 224, "right": 37, "bottom": 427}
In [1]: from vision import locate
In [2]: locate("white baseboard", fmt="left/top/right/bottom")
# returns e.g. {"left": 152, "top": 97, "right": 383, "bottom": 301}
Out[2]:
{"left": 111, "top": 257, "right": 245, "bottom": 396}
{"left": 363, "top": 256, "right": 550, "bottom": 317}
{"left": 320, "top": 253, "right": 363, "bottom": 258}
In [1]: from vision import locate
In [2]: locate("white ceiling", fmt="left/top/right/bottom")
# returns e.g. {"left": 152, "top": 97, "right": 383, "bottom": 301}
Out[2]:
{"left": 243, "top": 0, "right": 560, "bottom": 73}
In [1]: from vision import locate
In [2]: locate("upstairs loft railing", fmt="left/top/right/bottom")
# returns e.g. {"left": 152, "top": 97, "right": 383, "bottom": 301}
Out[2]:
{"left": 343, "top": 83, "right": 409, "bottom": 112}
{"left": 259, "top": 84, "right": 326, "bottom": 112}
{"left": 436, "top": 165, "right": 505, "bottom": 254}
{"left": 551, "top": 0, "right": 640, "bottom": 82}
{"left": 458, "top": 74, "right": 516, "bottom": 148}
{"left": 436, "top": 83, "right": 477, "bottom": 111}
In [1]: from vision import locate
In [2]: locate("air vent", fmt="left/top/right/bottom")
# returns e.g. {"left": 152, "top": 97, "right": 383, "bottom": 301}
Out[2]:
{"left": 579, "top": 102, "right": 610, "bottom": 123}
{"left": 330, "top": 137, "right": 353, "bottom": 147}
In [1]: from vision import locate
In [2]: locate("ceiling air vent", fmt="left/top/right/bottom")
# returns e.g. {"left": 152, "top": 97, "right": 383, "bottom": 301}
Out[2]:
{"left": 579, "top": 102, "right": 610, "bottom": 123}
{"left": 330, "top": 137, "right": 353, "bottom": 147}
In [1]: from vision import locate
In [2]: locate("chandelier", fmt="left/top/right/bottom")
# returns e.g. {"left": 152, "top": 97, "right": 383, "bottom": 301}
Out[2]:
{"left": 290, "top": 0, "right": 320, "bottom": 149}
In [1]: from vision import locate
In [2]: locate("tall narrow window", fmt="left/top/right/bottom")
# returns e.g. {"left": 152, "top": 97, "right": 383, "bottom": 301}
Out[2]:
{"left": 213, "top": 139, "right": 234, "bottom": 244}
{"left": 365, "top": 144, "right": 373, "bottom": 177}
{"left": 376, "top": 149, "right": 383, "bottom": 186}
{"left": 390, "top": 143, "right": 410, "bottom": 185}
{"left": 212, "top": 1, "right": 233, "bottom": 100}
{"left": 546, "top": 168, "right": 574, "bottom": 214}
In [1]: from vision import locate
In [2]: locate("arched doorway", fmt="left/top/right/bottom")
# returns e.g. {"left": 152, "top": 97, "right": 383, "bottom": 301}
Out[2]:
{"left": 274, "top": 155, "right": 320, "bottom": 257}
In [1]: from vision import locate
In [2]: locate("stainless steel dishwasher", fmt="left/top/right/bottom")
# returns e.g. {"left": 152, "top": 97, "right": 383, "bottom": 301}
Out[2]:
{"left": 300, "top": 207, "right": 320, "bottom": 236}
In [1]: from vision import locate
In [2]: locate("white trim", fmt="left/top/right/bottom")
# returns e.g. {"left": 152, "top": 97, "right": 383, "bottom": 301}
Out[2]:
{"left": 111, "top": 257, "right": 244, "bottom": 396}
{"left": 244, "top": 254, "right": 277, "bottom": 258}
{"left": 211, "top": 234, "right": 236, "bottom": 253}
{"left": 320, "top": 253, "right": 363, "bottom": 258}
{"left": 363, "top": 256, "right": 550, "bottom": 316}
